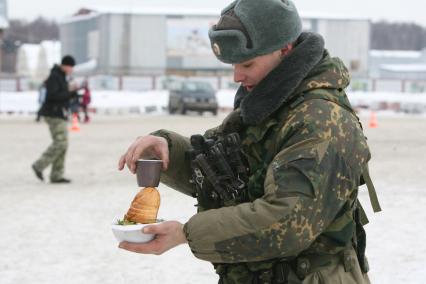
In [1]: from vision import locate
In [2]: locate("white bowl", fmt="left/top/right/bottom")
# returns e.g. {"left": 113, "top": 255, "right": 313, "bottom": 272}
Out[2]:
{"left": 111, "top": 222, "right": 156, "bottom": 243}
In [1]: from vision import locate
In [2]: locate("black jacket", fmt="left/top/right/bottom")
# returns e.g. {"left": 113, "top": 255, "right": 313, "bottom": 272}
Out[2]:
{"left": 39, "top": 65, "right": 74, "bottom": 120}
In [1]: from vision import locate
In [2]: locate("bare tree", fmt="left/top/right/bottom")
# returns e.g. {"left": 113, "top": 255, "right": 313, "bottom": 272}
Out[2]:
{"left": 371, "top": 21, "right": 426, "bottom": 50}
{"left": 1, "top": 17, "right": 59, "bottom": 73}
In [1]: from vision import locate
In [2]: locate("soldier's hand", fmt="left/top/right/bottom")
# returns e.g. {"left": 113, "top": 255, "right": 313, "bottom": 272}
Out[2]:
{"left": 118, "top": 135, "right": 169, "bottom": 173}
{"left": 118, "top": 221, "right": 187, "bottom": 255}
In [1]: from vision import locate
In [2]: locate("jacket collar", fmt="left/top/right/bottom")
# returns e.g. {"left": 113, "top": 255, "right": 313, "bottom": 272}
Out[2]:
{"left": 234, "top": 32, "right": 325, "bottom": 126}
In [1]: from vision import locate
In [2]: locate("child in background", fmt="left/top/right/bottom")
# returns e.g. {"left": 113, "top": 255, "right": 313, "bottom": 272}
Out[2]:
{"left": 81, "top": 80, "right": 92, "bottom": 123}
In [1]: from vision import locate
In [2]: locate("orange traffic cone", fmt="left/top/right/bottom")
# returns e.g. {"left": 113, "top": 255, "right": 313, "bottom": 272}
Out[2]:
{"left": 368, "top": 111, "right": 378, "bottom": 128}
{"left": 70, "top": 113, "right": 80, "bottom": 132}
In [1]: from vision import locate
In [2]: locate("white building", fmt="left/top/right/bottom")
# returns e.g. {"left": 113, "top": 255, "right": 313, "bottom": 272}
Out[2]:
{"left": 301, "top": 12, "right": 370, "bottom": 77}
{"left": 36, "top": 41, "right": 62, "bottom": 79}
{"left": 15, "top": 44, "right": 40, "bottom": 78}
{"left": 59, "top": 7, "right": 370, "bottom": 77}
{"left": 0, "top": 0, "right": 7, "bottom": 29}
{"left": 16, "top": 41, "right": 61, "bottom": 80}
{"left": 369, "top": 49, "right": 426, "bottom": 80}
{"left": 0, "top": 0, "right": 9, "bottom": 72}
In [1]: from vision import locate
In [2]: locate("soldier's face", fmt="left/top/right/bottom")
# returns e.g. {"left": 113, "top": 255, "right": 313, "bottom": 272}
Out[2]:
{"left": 233, "top": 44, "right": 293, "bottom": 92}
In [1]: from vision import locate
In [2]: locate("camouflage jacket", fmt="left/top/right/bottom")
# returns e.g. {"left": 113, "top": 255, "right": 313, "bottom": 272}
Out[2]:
{"left": 153, "top": 37, "right": 370, "bottom": 273}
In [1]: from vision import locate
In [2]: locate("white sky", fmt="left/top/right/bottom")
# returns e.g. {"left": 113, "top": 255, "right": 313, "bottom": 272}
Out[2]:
{"left": 7, "top": 0, "right": 425, "bottom": 27}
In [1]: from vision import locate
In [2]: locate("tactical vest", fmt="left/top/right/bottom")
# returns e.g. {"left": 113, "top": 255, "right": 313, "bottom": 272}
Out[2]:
{"left": 188, "top": 89, "right": 381, "bottom": 283}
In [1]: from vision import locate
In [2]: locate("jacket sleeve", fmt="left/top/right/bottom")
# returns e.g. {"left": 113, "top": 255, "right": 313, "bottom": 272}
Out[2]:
{"left": 182, "top": 106, "right": 357, "bottom": 263}
{"left": 151, "top": 129, "right": 195, "bottom": 197}
{"left": 45, "top": 73, "right": 72, "bottom": 103}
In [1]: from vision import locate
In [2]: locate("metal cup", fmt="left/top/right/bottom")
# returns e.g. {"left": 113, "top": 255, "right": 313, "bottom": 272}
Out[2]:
{"left": 136, "top": 159, "right": 163, "bottom": 187}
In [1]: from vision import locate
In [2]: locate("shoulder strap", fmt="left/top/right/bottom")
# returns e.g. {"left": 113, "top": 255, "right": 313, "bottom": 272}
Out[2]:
{"left": 361, "top": 164, "right": 382, "bottom": 213}
{"left": 289, "top": 91, "right": 382, "bottom": 214}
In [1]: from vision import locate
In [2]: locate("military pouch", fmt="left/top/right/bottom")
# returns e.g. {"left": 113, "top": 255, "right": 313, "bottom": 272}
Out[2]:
{"left": 354, "top": 205, "right": 369, "bottom": 273}
{"left": 188, "top": 132, "right": 249, "bottom": 210}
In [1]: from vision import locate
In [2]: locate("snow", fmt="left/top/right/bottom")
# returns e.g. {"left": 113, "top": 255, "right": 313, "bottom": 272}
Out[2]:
{"left": 1, "top": 111, "right": 425, "bottom": 284}
{"left": 370, "top": 50, "right": 423, "bottom": 59}
{"left": 60, "top": 6, "right": 370, "bottom": 23}
{"left": 74, "top": 59, "right": 97, "bottom": 75}
{"left": 380, "top": 64, "right": 426, "bottom": 72}
{"left": 59, "top": 11, "right": 100, "bottom": 24}
{"left": 300, "top": 11, "right": 369, "bottom": 21}
{"left": 2, "top": 89, "right": 426, "bottom": 114}
{"left": 60, "top": 6, "right": 220, "bottom": 24}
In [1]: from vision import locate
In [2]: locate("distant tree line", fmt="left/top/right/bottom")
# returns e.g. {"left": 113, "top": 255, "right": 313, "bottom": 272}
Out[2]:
{"left": 1, "top": 17, "right": 59, "bottom": 73}
{"left": 371, "top": 21, "right": 426, "bottom": 50}
{"left": 1, "top": 17, "right": 426, "bottom": 73}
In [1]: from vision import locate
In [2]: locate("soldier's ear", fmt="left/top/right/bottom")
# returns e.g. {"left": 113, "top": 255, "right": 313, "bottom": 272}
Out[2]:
{"left": 280, "top": 43, "right": 294, "bottom": 58}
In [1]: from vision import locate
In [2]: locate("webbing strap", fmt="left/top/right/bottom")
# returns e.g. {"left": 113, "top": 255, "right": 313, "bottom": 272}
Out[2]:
{"left": 357, "top": 200, "right": 369, "bottom": 226}
{"left": 289, "top": 92, "right": 382, "bottom": 214}
{"left": 362, "top": 164, "right": 382, "bottom": 213}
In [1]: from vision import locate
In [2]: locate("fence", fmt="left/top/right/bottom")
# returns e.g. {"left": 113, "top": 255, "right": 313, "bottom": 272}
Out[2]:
{"left": 0, "top": 75, "right": 425, "bottom": 93}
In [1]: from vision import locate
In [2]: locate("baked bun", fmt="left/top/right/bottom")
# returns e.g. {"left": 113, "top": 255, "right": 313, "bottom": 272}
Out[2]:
{"left": 125, "top": 187, "right": 160, "bottom": 224}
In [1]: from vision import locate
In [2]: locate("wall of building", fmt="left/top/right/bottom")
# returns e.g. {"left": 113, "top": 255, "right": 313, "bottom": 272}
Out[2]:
{"left": 166, "top": 15, "right": 227, "bottom": 71}
{"left": 60, "top": 11, "right": 371, "bottom": 77}
{"left": 369, "top": 50, "right": 425, "bottom": 78}
{"left": 97, "top": 13, "right": 167, "bottom": 75}
{"left": 313, "top": 18, "right": 370, "bottom": 77}
{"left": 60, "top": 15, "right": 98, "bottom": 65}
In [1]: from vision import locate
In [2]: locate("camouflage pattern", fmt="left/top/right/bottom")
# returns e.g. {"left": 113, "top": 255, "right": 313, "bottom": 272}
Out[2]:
{"left": 155, "top": 53, "right": 371, "bottom": 283}
{"left": 216, "top": 247, "right": 370, "bottom": 284}
{"left": 33, "top": 117, "right": 68, "bottom": 181}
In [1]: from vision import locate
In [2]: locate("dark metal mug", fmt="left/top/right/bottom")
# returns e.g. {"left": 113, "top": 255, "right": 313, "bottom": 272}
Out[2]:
{"left": 136, "top": 159, "right": 163, "bottom": 187}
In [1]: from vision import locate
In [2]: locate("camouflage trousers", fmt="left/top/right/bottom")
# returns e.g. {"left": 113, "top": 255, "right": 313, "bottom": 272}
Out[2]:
{"left": 217, "top": 248, "right": 371, "bottom": 284}
{"left": 33, "top": 117, "right": 68, "bottom": 181}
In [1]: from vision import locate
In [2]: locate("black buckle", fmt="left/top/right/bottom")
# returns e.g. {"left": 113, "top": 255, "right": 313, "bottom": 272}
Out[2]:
{"left": 273, "top": 262, "right": 290, "bottom": 284}
{"left": 296, "top": 257, "right": 310, "bottom": 280}
{"left": 257, "top": 269, "right": 273, "bottom": 284}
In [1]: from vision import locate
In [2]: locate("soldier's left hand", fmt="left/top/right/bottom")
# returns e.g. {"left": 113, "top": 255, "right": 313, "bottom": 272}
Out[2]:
{"left": 118, "top": 221, "right": 187, "bottom": 255}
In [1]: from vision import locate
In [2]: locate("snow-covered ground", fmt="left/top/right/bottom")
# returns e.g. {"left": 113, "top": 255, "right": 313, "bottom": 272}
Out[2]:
{"left": 1, "top": 94, "right": 426, "bottom": 283}
{"left": 1, "top": 89, "right": 426, "bottom": 115}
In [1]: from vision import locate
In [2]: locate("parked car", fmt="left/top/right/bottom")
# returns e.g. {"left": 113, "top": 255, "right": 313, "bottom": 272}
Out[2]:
{"left": 168, "top": 80, "right": 218, "bottom": 115}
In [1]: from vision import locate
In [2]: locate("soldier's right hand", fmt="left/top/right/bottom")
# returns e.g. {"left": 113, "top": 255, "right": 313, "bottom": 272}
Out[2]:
{"left": 118, "top": 135, "right": 169, "bottom": 174}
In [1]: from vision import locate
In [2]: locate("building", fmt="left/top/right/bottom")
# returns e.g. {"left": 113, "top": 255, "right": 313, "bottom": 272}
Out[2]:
{"left": 0, "top": 0, "right": 9, "bottom": 72}
{"left": 15, "top": 41, "right": 61, "bottom": 80}
{"left": 59, "top": 7, "right": 370, "bottom": 77}
{"left": 301, "top": 12, "right": 370, "bottom": 77}
{"left": 369, "top": 49, "right": 426, "bottom": 80}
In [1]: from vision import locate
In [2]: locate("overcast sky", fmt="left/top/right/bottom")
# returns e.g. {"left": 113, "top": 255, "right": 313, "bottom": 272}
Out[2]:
{"left": 7, "top": 0, "right": 425, "bottom": 27}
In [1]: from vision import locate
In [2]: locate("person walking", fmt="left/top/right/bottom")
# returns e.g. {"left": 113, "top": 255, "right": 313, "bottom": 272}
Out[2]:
{"left": 31, "top": 55, "right": 77, "bottom": 184}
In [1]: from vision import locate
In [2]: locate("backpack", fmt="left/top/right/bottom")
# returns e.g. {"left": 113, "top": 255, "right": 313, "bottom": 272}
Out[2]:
{"left": 38, "top": 82, "right": 47, "bottom": 105}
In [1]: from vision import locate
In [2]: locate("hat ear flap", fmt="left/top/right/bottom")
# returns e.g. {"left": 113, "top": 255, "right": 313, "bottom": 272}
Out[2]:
{"left": 209, "top": 29, "right": 252, "bottom": 64}
{"left": 220, "top": 0, "right": 237, "bottom": 15}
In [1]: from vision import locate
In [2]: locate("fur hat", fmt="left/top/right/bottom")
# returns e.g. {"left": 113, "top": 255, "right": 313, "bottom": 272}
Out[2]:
{"left": 209, "top": 0, "right": 302, "bottom": 64}
{"left": 61, "top": 55, "right": 76, "bottom": 67}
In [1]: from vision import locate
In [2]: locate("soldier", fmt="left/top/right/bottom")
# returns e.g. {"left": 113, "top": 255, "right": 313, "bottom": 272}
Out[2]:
{"left": 118, "top": 0, "right": 381, "bottom": 283}
{"left": 32, "top": 55, "right": 77, "bottom": 184}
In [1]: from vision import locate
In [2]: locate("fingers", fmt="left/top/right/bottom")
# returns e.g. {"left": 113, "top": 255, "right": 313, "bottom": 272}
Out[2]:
{"left": 143, "top": 223, "right": 166, "bottom": 234}
{"left": 118, "top": 155, "right": 126, "bottom": 170}
{"left": 125, "top": 138, "right": 146, "bottom": 174}
{"left": 125, "top": 143, "right": 137, "bottom": 174}
{"left": 119, "top": 241, "right": 161, "bottom": 255}
{"left": 153, "top": 137, "right": 169, "bottom": 170}
{"left": 130, "top": 142, "right": 150, "bottom": 173}
{"left": 158, "top": 146, "right": 169, "bottom": 171}
{"left": 118, "top": 135, "right": 170, "bottom": 174}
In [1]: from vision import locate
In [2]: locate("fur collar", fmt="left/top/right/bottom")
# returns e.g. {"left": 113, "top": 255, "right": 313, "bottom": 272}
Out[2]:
{"left": 234, "top": 32, "right": 325, "bottom": 126}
